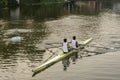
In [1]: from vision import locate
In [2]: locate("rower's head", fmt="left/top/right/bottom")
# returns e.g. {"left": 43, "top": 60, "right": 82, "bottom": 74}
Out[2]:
{"left": 63, "top": 38, "right": 67, "bottom": 42}
{"left": 73, "top": 36, "right": 76, "bottom": 40}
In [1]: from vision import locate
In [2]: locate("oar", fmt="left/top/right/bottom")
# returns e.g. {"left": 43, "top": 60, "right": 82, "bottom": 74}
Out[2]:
{"left": 84, "top": 50, "right": 103, "bottom": 54}
{"left": 37, "top": 45, "right": 62, "bottom": 53}
{"left": 37, "top": 49, "right": 46, "bottom": 52}
{"left": 45, "top": 45, "right": 62, "bottom": 48}
{"left": 46, "top": 42, "right": 71, "bottom": 45}
{"left": 42, "top": 48, "right": 57, "bottom": 63}
{"left": 42, "top": 46, "right": 63, "bottom": 63}
{"left": 45, "top": 42, "right": 62, "bottom": 45}
{"left": 88, "top": 45, "right": 115, "bottom": 50}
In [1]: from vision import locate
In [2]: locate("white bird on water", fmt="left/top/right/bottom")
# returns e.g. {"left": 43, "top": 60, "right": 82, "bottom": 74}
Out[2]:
{"left": 5, "top": 36, "right": 23, "bottom": 45}
{"left": 10, "top": 36, "right": 22, "bottom": 42}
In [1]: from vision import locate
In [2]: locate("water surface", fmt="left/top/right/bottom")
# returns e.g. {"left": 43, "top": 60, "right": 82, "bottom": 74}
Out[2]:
{"left": 0, "top": 0, "right": 120, "bottom": 80}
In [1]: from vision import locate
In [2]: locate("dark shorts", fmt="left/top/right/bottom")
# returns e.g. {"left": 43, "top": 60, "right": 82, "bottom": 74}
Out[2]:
{"left": 64, "top": 52, "right": 68, "bottom": 54}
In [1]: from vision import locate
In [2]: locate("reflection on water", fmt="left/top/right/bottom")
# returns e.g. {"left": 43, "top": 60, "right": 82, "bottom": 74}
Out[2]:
{"left": 0, "top": 0, "right": 120, "bottom": 80}
{"left": 113, "top": 2, "right": 120, "bottom": 14}
{"left": 10, "top": 7, "right": 20, "bottom": 20}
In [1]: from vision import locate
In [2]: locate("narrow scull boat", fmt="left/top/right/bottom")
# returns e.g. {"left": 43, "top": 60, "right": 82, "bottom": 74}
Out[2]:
{"left": 32, "top": 38, "right": 93, "bottom": 77}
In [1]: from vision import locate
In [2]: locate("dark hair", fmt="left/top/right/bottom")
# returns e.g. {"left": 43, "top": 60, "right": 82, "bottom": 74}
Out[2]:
{"left": 73, "top": 36, "right": 76, "bottom": 40}
{"left": 63, "top": 38, "right": 67, "bottom": 42}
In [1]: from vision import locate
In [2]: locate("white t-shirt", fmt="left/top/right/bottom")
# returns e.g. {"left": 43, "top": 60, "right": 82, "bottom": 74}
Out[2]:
{"left": 62, "top": 42, "right": 68, "bottom": 53}
{"left": 71, "top": 40, "right": 77, "bottom": 48}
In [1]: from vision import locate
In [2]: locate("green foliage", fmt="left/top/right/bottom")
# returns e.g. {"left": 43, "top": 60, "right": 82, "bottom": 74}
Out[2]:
{"left": 0, "top": 0, "right": 6, "bottom": 7}
{"left": 8, "top": 0, "right": 18, "bottom": 6}
{"left": 0, "top": 0, "right": 65, "bottom": 7}
{"left": 20, "top": 0, "right": 65, "bottom": 5}
{"left": 0, "top": 0, "right": 18, "bottom": 7}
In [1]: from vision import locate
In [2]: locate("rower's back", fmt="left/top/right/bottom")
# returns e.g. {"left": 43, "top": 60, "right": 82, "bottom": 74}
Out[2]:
{"left": 62, "top": 38, "right": 69, "bottom": 53}
{"left": 71, "top": 36, "right": 78, "bottom": 48}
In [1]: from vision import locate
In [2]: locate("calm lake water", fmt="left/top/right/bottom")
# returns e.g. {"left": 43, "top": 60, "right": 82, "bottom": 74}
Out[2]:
{"left": 0, "top": 0, "right": 120, "bottom": 80}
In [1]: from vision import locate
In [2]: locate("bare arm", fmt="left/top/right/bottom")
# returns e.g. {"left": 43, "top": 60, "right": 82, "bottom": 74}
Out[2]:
{"left": 76, "top": 41, "right": 78, "bottom": 47}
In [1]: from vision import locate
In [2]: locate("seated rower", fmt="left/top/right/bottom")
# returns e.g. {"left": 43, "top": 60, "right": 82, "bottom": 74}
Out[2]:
{"left": 71, "top": 36, "right": 78, "bottom": 64}
{"left": 62, "top": 38, "right": 70, "bottom": 71}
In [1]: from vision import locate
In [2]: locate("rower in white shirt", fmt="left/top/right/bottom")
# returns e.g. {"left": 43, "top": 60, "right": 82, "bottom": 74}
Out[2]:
{"left": 62, "top": 38, "right": 70, "bottom": 71}
{"left": 71, "top": 36, "right": 78, "bottom": 64}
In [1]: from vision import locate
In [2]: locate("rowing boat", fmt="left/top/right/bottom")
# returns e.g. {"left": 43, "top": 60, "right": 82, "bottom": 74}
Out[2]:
{"left": 32, "top": 38, "right": 93, "bottom": 77}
